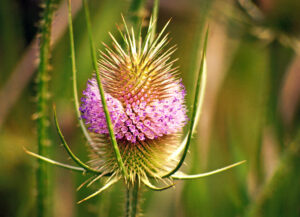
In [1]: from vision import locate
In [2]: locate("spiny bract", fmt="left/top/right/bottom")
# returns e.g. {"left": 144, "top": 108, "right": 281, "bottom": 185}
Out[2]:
{"left": 80, "top": 18, "right": 187, "bottom": 185}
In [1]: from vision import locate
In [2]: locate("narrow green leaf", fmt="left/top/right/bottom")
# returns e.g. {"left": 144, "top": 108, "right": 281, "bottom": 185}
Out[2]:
{"left": 54, "top": 107, "right": 102, "bottom": 174}
{"left": 24, "top": 147, "right": 86, "bottom": 173}
{"left": 162, "top": 27, "right": 209, "bottom": 178}
{"left": 77, "top": 177, "right": 119, "bottom": 204}
{"left": 171, "top": 160, "right": 246, "bottom": 180}
{"left": 82, "top": 0, "right": 128, "bottom": 180}
{"left": 67, "top": 0, "right": 93, "bottom": 144}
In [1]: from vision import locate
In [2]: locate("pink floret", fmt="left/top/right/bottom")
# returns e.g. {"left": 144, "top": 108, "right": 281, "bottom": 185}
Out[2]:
{"left": 80, "top": 78, "right": 187, "bottom": 144}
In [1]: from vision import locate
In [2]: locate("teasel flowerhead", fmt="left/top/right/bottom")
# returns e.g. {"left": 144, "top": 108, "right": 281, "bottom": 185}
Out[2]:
{"left": 24, "top": 11, "right": 244, "bottom": 204}
{"left": 79, "top": 18, "right": 188, "bottom": 185}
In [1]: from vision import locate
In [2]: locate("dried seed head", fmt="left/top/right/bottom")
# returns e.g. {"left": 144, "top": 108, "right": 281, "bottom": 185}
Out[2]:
{"left": 80, "top": 19, "right": 188, "bottom": 184}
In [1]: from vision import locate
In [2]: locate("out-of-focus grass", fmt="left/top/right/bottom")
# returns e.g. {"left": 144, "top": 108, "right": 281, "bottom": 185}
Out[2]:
{"left": 0, "top": 0, "right": 300, "bottom": 217}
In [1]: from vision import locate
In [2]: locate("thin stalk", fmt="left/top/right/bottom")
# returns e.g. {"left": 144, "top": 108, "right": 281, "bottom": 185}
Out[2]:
{"left": 36, "top": 0, "right": 57, "bottom": 216}
{"left": 125, "top": 188, "right": 130, "bottom": 217}
{"left": 150, "top": 0, "right": 159, "bottom": 42}
{"left": 67, "top": 0, "right": 92, "bottom": 144}
{"left": 131, "top": 181, "right": 139, "bottom": 217}
{"left": 82, "top": 0, "right": 128, "bottom": 180}
{"left": 126, "top": 180, "right": 140, "bottom": 217}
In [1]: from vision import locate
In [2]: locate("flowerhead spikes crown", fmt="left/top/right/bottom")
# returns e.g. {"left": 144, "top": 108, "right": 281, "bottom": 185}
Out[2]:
{"left": 79, "top": 17, "right": 188, "bottom": 185}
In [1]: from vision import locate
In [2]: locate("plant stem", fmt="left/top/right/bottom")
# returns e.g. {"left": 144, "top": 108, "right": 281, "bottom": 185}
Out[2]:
{"left": 67, "top": 0, "right": 93, "bottom": 144}
{"left": 36, "top": 0, "right": 57, "bottom": 216}
{"left": 150, "top": 0, "right": 159, "bottom": 42}
{"left": 131, "top": 181, "right": 139, "bottom": 217}
{"left": 126, "top": 179, "right": 140, "bottom": 217}
{"left": 125, "top": 188, "right": 130, "bottom": 217}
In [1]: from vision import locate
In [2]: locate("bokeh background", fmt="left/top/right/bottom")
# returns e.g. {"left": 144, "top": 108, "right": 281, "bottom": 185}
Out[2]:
{"left": 1, "top": 0, "right": 300, "bottom": 216}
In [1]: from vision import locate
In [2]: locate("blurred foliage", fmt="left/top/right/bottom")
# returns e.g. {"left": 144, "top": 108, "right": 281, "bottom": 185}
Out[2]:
{"left": 0, "top": 0, "right": 300, "bottom": 217}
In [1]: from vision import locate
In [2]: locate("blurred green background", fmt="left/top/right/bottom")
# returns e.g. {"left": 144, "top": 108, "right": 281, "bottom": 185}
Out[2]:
{"left": 1, "top": 0, "right": 300, "bottom": 216}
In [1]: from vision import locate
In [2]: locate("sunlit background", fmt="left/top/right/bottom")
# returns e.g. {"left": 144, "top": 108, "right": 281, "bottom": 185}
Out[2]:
{"left": 1, "top": 0, "right": 300, "bottom": 216}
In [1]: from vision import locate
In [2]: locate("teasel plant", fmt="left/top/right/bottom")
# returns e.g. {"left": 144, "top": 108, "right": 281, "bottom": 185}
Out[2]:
{"left": 26, "top": 0, "right": 246, "bottom": 216}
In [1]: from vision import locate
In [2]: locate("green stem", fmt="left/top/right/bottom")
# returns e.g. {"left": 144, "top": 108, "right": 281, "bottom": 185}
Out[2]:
{"left": 126, "top": 180, "right": 140, "bottom": 217}
{"left": 131, "top": 181, "right": 139, "bottom": 217}
{"left": 82, "top": 0, "right": 128, "bottom": 180}
{"left": 125, "top": 188, "right": 130, "bottom": 217}
{"left": 150, "top": 0, "right": 159, "bottom": 42}
{"left": 67, "top": 0, "right": 92, "bottom": 144}
{"left": 36, "top": 0, "right": 57, "bottom": 216}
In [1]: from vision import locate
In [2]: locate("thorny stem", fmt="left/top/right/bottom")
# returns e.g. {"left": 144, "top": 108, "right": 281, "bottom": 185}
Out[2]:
{"left": 82, "top": 0, "right": 128, "bottom": 180}
{"left": 126, "top": 188, "right": 130, "bottom": 217}
{"left": 131, "top": 181, "right": 139, "bottom": 217}
{"left": 36, "top": 0, "right": 57, "bottom": 216}
{"left": 126, "top": 179, "right": 140, "bottom": 217}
